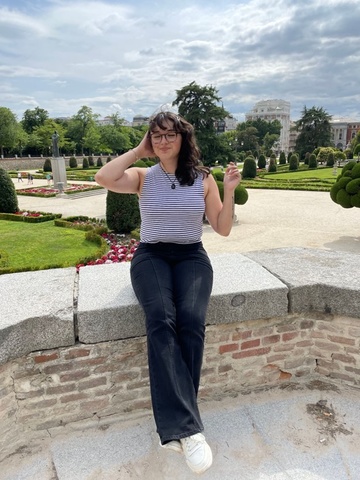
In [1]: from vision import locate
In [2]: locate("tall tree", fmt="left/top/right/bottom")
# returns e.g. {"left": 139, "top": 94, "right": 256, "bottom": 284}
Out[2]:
{"left": 22, "top": 107, "right": 49, "bottom": 134}
{"left": 67, "top": 106, "right": 99, "bottom": 154}
{"left": 295, "top": 106, "right": 332, "bottom": 158}
{"left": 0, "top": 107, "right": 18, "bottom": 157}
{"left": 172, "top": 82, "right": 229, "bottom": 165}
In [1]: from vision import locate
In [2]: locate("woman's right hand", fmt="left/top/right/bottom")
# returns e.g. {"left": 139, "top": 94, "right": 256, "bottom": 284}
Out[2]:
{"left": 135, "top": 131, "right": 155, "bottom": 159}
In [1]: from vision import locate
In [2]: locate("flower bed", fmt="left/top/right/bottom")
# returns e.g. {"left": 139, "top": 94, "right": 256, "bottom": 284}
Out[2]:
{"left": 0, "top": 211, "right": 61, "bottom": 223}
{"left": 76, "top": 234, "right": 139, "bottom": 271}
{"left": 16, "top": 184, "right": 103, "bottom": 197}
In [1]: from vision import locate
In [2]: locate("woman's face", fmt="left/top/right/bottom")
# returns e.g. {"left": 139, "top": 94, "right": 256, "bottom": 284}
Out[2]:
{"left": 150, "top": 119, "right": 182, "bottom": 161}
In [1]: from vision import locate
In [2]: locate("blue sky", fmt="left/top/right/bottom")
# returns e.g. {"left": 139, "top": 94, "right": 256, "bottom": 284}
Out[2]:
{"left": 1, "top": 0, "right": 359, "bottom": 122}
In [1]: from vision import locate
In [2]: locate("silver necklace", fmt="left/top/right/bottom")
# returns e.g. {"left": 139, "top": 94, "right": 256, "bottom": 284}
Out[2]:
{"left": 160, "top": 163, "right": 177, "bottom": 189}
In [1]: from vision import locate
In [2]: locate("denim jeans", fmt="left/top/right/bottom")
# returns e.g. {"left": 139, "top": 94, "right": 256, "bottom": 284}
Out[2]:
{"left": 130, "top": 242, "right": 213, "bottom": 444}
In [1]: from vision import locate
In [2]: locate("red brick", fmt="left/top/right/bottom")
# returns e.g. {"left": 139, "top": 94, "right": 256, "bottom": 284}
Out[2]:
{"left": 219, "top": 343, "right": 239, "bottom": 354}
{"left": 218, "top": 364, "right": 232, "bottom": 374}
{"left": 282, "top": 332, "right": 299, "bottom": 342}
{"left": 78, "top": 377, "right": 107, "bottom": 391}
{"left": 64, "top": 349, "right": 91, "bottom": 360}
{"left": 328, "top": 335, "right": 355, "bottom": 346}
{"left": 60, "top": 370, "right": 90, "bottom": 382}
{"left": 47, "top": 384, "right": 76, "bottom": 395}
{"left": 262, "top": 335, "right": 280, "bottom": 345}
{"left": 60, "top": 393, "right": 88, "bottom": 404}
{"left": 233, "top": 347, "right": 271, "bottom": 359}
{"left": 34, "top": 352, "right": 59, "bottom": 364}
{"left": 80, "top": 398, "right": 110, "bottom": 412}
{"left": 241, "top": 339, "right": 260, "bottom": 350}
{"left": 332, "top": 353, "right": 356, "bottom": 364}
{"left": 232, "top": 330, "right": 252, "bottom": 341}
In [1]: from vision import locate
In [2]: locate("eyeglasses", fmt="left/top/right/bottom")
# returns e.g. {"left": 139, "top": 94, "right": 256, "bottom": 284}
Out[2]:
{"left": 150, "top": 132, "right": 179, "bottom": 144}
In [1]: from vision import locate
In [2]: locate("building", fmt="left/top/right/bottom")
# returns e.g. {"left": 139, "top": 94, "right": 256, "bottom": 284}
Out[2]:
{"left": 245, "top": 99, "right": 291, "bottom": 153}
{"left": 330, "top": 118, "right": 360, "bottom": 150}
{"left": 132, "top": 115, "right": 150, "bottom": 127}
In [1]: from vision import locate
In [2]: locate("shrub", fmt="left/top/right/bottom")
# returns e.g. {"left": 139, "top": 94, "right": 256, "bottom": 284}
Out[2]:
{"left": 330, "top": 161, "right": 360, "bottom": 208}
{"left": 212, "top": 170, "right": 224, "bottom": 182}
{"left": 289, "top": 154, "right": 299, "bottom": 171}
{"left": 234, "top": 185, "right": 248, "bottom": 205}
{"left": 106, "top": 156, "right": 112, "bottom": 163}
{"left": 326, "top": 152, "right": 335, "bottom": 167}
{"left": 258, "top": 154, "right": 266, "bottom": 169}
{"left": 0, "top": 168, "right": 18, "bottom": 213}
{"left": 83, "top": 157, "right": 89, "bottom": 169}
{"left": 88, "top": 156, "right": 94, "bottom": 166}
{"left": 279, "top": 152, "right": 286, "bottom": 165}
{"left": 308, "top": 153, "right": 318, "bottom": 169}
{"left": 97, "top": 157, "right": 103, "bottom": 167}
{"left": 43, "top": 158, "right": 52, "bottom": 172}
{"left": 106, "top": 191, "right": 140, "bottom": 233}
{"left": 69, "top": 156, "right": 77, "bottom": 168}
{"left": 268, "top": 158, "right": 277, "bottom": 173}
{"left": 242, "top": 156, "right": 257, "bottom": 178}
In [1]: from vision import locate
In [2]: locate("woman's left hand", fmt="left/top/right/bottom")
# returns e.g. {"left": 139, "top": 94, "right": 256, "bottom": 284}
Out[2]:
{"left": 223, "top": 162, "right": 241, "bottom": 191}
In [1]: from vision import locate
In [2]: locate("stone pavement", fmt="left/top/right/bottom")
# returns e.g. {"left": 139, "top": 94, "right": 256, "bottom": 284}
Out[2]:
{"left": 2, "top": 381, "right": 360, "bottom": 479}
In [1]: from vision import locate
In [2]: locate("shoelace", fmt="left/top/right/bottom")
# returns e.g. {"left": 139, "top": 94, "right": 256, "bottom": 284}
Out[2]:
{"left": 182, "top": 435, "right": 204, "bottom": 454}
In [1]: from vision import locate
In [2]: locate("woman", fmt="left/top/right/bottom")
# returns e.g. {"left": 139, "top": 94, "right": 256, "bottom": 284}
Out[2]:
{"left": 95, "top": 111, "right": 241, "bottom": 474}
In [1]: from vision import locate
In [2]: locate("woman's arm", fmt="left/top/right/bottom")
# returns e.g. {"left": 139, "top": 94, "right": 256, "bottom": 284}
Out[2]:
{"left": 204, "top": 163, "right": 241, "bottom": 237}
{"left": 94, "top": 133, "right": 154, "bottom": 194}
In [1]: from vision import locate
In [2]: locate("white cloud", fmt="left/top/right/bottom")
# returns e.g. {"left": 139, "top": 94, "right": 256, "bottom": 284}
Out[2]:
{"left": 1, "top": 0, "right": 360, "bottom": 121}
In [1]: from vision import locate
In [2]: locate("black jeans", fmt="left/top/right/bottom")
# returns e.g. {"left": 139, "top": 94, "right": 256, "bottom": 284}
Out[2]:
{"left": 130, "top": 242, "right": 213, "bottom": 444}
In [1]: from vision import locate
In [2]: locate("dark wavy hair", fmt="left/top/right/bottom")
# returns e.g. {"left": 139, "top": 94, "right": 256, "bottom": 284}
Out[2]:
{"left": 148, "top": 111, "right": 210, "bottom": 186}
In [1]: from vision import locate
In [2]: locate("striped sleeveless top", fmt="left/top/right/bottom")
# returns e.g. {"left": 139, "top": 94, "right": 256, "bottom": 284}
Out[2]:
{"left": 139, "top": 163, "right": 205, "bottom": 244}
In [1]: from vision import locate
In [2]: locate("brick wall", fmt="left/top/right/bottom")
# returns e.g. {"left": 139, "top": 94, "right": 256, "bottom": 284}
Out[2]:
{"left": 1, "top": 313, "right": 359, "bottom": 461}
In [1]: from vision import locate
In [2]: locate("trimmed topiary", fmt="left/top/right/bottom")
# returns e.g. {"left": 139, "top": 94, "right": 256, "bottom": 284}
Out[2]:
{"left": 289, "top": 154, "right": 299, "bottom": 171}
{"left": 308, "top": 153, "right": 318, "bottom": 169}
{"left": 106, "top": 191, "right": 140, "bottom": 233}
{"left": 242, "top": 157, "right": 257, "bottom": 178}
{"left": 234, "top": 185, "right": 248, "bottom": 205}
{"left": 0, "top": 168, "right": 18, "bottom": 213}
{"left": 69, "top": 156, "right": 77, "bottom": 168}
{"left": 97, "top": 157, "right": 103, "bottom": 167}
{"left": 43, "top": 158, "right": 52, "bottom": 172}
{"left": 83, "top": 157, "right": 89, "bottom": 169}
{"left": 330, "top": 161, "right": 360, "bottom": 209}
{"left": 258, "top": 154, "right": 266, "bottom": 169}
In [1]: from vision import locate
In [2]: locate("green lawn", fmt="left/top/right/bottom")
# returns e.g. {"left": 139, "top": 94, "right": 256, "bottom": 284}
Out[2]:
{"left": 0, "top": 220, "right": 104, "bottom": 273}
{"left": 263, "top": 166, "right": 339, "bottom": 180}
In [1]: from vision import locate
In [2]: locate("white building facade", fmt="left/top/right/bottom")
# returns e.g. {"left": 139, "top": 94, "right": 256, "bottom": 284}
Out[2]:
{"left": 245, "top": 99, "right": 291, "bottom": 153}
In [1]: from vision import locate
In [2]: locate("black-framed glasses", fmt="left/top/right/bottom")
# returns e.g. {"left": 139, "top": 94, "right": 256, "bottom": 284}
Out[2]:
{"left": 150, "top": 132, "right": 179, "bottom": 144}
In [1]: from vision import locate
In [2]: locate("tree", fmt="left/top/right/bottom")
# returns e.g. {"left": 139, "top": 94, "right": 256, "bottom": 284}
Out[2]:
{"left": 22, "top": 107, "right": 49, "bottom": 134}
{"left": 0, "top": 107, "right": 18, "bottom": 157}
{"left": 279, "top": 151, "right": 286, "bottom": 165}
{"left": 32, "top": 119, "right": 65, "bottom": 156}
{"left": 172, "top": 82, "right": 229, "bottom": 165}
{"left": 67, "top": 106, "right": 99, "bottom": 154}
{"left": 0, "top": 168, "right": 18, "bottom": 213}
{"left": 294, "top": 106, "right": 332, "bottom": 158}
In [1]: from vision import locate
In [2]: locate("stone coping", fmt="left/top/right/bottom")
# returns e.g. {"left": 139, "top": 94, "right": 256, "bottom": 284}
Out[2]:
{"left": 1, "top": 248, "right": 359, "bottom": 365}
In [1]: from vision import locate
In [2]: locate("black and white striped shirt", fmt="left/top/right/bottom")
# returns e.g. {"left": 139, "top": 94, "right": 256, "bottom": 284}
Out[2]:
{"left": 139, "top": 163, "right": 205, "bottom": 244}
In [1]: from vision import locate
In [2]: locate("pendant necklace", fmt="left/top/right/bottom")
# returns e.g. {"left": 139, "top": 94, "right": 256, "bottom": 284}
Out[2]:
{"left": 160, "top": 162, "right": 177, "bottom": 189}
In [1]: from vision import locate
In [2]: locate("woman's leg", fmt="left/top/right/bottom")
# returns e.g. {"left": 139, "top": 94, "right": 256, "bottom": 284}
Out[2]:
{"left": 130, "top": 246, "right": 205, "bottom": 443}
{"left": 173, "top": 249, "right": 213, "bottom": 395}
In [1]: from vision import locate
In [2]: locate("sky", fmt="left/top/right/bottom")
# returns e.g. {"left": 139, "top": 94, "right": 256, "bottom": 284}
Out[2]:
{"left": 1, "top": 0, "right": 360, "bottom": 123}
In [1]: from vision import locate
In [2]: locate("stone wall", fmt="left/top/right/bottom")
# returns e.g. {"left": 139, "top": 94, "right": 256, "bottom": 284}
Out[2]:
{"left": 0, "top": 248, "right": 359, "bottom": 461}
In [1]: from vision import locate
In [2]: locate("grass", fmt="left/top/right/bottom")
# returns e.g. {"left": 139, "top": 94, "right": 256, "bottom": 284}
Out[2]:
{"left": 0, "top": 220, "right": 104, "bottom": 274}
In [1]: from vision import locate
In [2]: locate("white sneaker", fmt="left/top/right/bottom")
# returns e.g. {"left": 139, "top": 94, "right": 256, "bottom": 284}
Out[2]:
{"left": 180, "top": 433, "right": 213, "bottom": 474}
{"left": 159, "top": 439, "right": 183, "bottom": 454}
